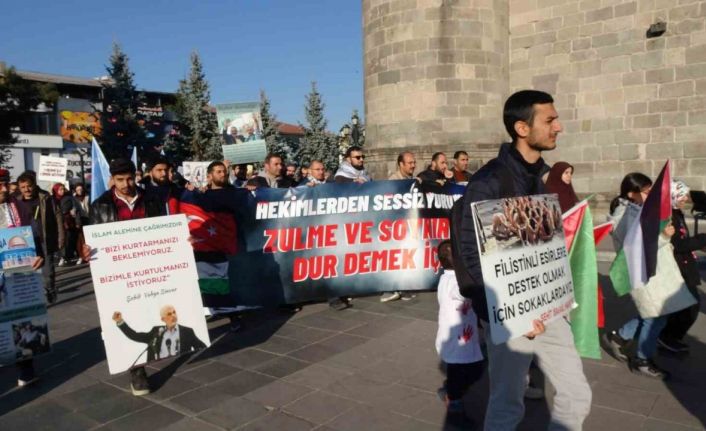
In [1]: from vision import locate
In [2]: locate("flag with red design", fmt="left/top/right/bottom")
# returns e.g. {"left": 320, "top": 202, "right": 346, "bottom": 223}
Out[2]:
{"left": 180, "top": 201, "right": 237, "bottom": 254}
{"left": 179, "top": 188, "right": 250, "bottom": 255}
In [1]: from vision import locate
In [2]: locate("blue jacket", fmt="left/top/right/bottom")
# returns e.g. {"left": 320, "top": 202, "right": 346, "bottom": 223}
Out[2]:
{"left": 457, "top": 143, "right": 548, "bottom": 321}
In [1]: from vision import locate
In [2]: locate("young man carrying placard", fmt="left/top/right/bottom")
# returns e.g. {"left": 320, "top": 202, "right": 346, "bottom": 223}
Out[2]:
{"left": 456, "top": 90, "right": 591, "bottom": 430}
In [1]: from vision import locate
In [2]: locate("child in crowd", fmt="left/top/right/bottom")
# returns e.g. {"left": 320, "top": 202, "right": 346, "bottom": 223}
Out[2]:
{"left": 604, "top": 172, "right": 675, "bottom": 379}
{"left": 435, "top": 240, "right": 484, "bottom": 420}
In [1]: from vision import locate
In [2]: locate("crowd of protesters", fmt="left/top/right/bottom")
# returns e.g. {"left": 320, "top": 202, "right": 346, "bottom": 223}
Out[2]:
{"left": 1, "top": 88, "right": 704, "bottom": 431}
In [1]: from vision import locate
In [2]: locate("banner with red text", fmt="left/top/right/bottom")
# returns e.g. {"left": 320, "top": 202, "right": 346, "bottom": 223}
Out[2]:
{"left": 228, "top": 180, "right": 463, "bottom": 305}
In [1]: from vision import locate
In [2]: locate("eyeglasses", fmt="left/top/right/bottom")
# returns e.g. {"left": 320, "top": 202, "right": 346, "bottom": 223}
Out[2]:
{"left": 352, "top": 155, "right": 365, "bottom": 160}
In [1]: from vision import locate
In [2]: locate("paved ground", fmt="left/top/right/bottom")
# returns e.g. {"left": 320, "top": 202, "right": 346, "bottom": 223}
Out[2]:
{"left": 1, "top": 256, "right": 705, "bottom": 430}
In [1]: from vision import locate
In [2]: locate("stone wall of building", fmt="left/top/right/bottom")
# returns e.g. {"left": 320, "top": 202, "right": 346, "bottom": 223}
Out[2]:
{"left": 363, "top": 0, "right": 706, "bottom": 196}
{"left": 363, "top": 0, "right": 510, "bottom": 178}
{"left": 509, "top": 0, "right": 706, "bottom": 197}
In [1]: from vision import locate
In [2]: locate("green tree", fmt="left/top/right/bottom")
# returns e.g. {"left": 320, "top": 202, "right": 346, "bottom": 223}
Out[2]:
{"left": 164, "top": 79, "right": 193, "bottom": 163}
{"left": 0, "top": 66, "right": 58, "bottom": 165}
{"left": 99, "top": 42, "right": 145, "bottom": 161}
{"left": 299, "top": 82, "right": 338, "bottom": 172}
{"left": 174, "top": 52, "right": 222, "bottom": 162}
{"left": 260, "top": 89, "right": 297, "bottom": 162}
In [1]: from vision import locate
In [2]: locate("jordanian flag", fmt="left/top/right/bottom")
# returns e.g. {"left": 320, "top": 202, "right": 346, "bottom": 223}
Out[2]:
{"left": 563, "top": 200, "right": 601, "bottom": 359}
{"left": 609, "top": 161, "right": 671, "bottom": 296}
{"left": 180, "top": 188, "right": 251, "bottom": 308}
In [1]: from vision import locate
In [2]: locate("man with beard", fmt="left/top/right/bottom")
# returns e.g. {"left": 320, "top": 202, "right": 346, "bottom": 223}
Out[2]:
{"left": 285, "top": 163, "right": 299, "bottom": 187}
{"left": 198, "top": 161, "right": 247, "bottom": 330}
{"left": 140, "top": 156, "right": 181, "bottom": 215}
{"left": 206, "top": 161, "right": 232, "bottom": 190}
{"left": 247, "top": 154, "right": 294, "bottom": 189}
{"left": 82, "top": 159, "right": 167, "bottom": 396}
{"left": 389, "top": 151, "right": 416, "bottom": 180}
{"left": 0, "top": 169, "right": 45, "bottom": 387}
{"left": 417, "top": 152, "right": 453, "bottom": 189}
{"left": 457, "top": 90, "right": 591, "bottom": 430}
{"left": 334, "top": 146, "right": 371, "bottom": 184}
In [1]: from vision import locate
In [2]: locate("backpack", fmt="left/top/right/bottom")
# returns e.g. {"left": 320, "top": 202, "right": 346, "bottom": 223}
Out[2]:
{"left": 450, "top": 161, "right": 515, "bottom": 294}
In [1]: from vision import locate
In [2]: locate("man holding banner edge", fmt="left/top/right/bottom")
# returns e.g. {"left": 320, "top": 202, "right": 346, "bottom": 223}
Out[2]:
{"left": 456, "top": 90, "right": 591, "bottom": 430}
{"left": 81, "top": 158, "right": 169, "bottom": 396}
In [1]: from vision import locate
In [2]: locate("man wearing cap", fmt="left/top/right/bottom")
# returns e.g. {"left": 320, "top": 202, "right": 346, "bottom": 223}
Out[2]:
{"left": 82, "top": 159, "right": 167, "bottom": 396}
{"left": 0, "top": 169, "right": 46, "bottom": 387}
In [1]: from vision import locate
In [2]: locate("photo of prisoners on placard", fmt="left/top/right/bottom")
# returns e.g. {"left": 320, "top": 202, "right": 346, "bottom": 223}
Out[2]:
{"left": 474, "top": 195, "right": 563, "bottom": 256}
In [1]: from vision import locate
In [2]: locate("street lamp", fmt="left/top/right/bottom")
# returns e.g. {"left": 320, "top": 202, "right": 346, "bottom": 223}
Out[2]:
{"left": 350, "top": 112, "right": 360, "bottom": 147}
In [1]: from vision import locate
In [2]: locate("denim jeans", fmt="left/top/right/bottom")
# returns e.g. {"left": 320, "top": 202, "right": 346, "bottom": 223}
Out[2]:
{"left": 618, "top": 316, "right": 667, "bottom": 359}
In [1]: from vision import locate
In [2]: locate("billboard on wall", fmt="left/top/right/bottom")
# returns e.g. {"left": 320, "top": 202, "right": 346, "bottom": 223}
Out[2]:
{"left": 59, "top": 111, "right": 101, "bottom": 145}
{"left": 57, "top": 98, "right": 101, "bottom": 145}
{"left": 215, "top": 102, "right": 263, "bottom": 145}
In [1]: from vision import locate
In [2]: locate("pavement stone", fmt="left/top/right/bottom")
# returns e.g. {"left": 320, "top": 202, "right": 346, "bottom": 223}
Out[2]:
{"left": 196, "top": 396, "right": 269, "bottom": 430}
{"left": 1, "top": 259, "right": 705, "bottom": 430}
{"left": 282, "top": 389, "right": 359, "bottom": 425}
{"left": 243, "top": 380, "right": 313, "bottom": 408}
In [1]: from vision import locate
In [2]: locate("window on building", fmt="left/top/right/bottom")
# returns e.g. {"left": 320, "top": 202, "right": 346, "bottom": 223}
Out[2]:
{"left": 20, "top": 112, "right": 59, "bottom": 135}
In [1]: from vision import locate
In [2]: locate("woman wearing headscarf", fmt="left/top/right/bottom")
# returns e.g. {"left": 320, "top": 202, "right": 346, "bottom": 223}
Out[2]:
{"left": 658, "top": 180, "right": 706, "bottom": 353}
{"left": 545, "top": 161, "right": 579, "bottom": 213}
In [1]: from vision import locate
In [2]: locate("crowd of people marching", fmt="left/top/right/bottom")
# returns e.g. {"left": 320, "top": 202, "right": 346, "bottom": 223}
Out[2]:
{"left": 1, "top": 89, "right": 704, "bottom": 430}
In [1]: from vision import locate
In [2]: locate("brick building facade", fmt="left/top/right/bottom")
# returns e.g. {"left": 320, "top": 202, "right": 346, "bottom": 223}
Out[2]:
{"left": 363, "top": 0, "right": 706, "bottom": 199}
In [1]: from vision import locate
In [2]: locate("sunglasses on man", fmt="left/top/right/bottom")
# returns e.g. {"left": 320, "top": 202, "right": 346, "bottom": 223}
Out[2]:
{"left": 352, "top": 155, "right": 365, "bottom": 160}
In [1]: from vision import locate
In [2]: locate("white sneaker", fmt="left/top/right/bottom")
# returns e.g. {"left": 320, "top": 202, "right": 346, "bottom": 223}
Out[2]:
{"left": 17, "top": 377, "right": 38, "bottom": 387}
{"left": 58, "top": 258, "right": 68, "bottom": 267}
{"left": 380, "top": 292, "right": 402, "bottom": 303}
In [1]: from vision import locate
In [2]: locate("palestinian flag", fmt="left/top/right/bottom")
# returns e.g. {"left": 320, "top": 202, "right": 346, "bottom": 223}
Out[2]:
{"left": 593, "top": 221, "right": 614, "bottom": 329}
{"left": 563, "top": 200, "right": 600, "bottom": 359}
{"left": 609, "top": 161, "right": 671, "bottom": 296}
{"left": 180, "top": 188, "right": 251, "bottom": 308}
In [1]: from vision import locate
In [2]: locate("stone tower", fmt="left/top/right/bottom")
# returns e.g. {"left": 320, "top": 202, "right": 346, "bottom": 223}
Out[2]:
{"left": 363, "top": 0, "right": 510, "bottom": 178}
{"left": 363, "top": 0, "right": 706, "bottom": 196}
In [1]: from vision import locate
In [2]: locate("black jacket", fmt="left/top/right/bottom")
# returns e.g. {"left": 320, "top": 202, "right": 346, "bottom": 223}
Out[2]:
{"left": 417, "top": 169, "right": 447, "bottom": 189}
{"left": 89, "top": 188, "right": 167, "bottom": 224}
{"left": 671, "top": 209, "right": 706, "bottom": 289}
{"left": 458, "top": 143, "right": 548, "bottom": 321}
{"left": 117, "top": 322, "right": 207, "bottom": 362}
{"left": 12, "top": 193, "right": 64, "bottom": 256}
{"left": 246, "top": 175, "right": 294, "bottom": 189}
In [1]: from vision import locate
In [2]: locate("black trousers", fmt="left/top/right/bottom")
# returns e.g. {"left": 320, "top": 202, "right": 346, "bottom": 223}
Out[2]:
{"left": 661, "top": 283, "right": 701, "bottom": 341}
{"left": 446, "top": 361, "right": 484, "bottom": 401}
{"left": 64, "top": 229, "right": 79, "bottom": 260}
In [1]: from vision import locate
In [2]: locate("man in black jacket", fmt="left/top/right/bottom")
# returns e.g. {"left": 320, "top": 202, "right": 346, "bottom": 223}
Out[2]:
{"left": 83, "top": 158, "right": 167, "bottom": 396}
{"left": 15, "top": 172, "right": 63, "bottom": 304}
{"left": 112, "top": 306, "right": 207, "bottom": 362}
{"left": 417, "top": 152, "right": 453, "bottom": 188}
{"left": 247, "top": 154, "right": 293, "bottom": 189}
{"left": 139, "top": 156, "right": 182, "bottom": 215}
{"left": 457, "top": 90, "right": 591, "bottom": 430}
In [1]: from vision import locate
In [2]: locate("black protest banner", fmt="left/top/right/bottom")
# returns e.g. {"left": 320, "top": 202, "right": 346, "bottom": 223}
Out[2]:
{"left": 228, "top": 180, "right": 463, "bottom": 306}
